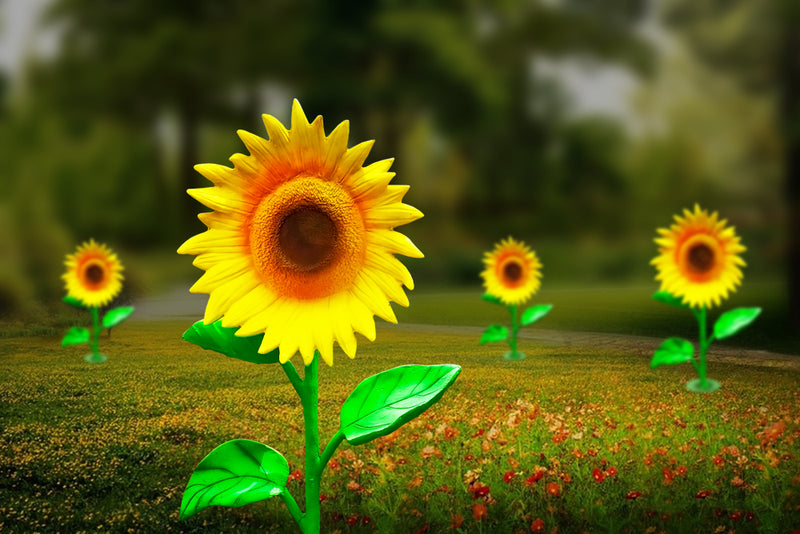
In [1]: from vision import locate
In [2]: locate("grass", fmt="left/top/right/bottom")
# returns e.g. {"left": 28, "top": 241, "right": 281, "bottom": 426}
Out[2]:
{"left": 1, "top": 317, "right": 799, "bottom": 534}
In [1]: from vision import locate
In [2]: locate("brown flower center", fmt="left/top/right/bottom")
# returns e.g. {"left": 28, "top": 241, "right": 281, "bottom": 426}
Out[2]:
{"left": 687, "top": 242, "right": 714, "bottom": 274}
{"left": 86, "top": 264, "right": 104, "bottom": 284}
{"left": 279, "top": 208, "right": 338, "bottom": 272}
{"left": 503, "top": 261, "right": 523, "bottom": 283}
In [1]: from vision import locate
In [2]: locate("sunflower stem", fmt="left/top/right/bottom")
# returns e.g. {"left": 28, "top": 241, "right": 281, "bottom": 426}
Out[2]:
{"left": 508, "top": 304, "right": 519, "bottom": 357}
{"left": 90, "top": 307, "right": 101, "bottom": 357}
{"left": 298, "top": 353, "right": 321, "bottom": 534}
{"left": 697, "top": 305, "right": 708, "bottom": 389}
{"left": 282, "top": 360, "right": 304, "bottom": 396}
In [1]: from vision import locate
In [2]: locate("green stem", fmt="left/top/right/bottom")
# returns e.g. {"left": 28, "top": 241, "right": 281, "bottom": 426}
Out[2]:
{"left": 90, "top": 307, "right": 101, "bottom": 356}
{"left": 298, "top": 354, "right": 321, "bottom": 534}
{"left": 697, "top": 306, "right": 708, "bottom": 388}
{"left": 508, "top": 304, "right": 519, "bottom": 356}
{"left": 319, "top": 431, "right": 344, "bottom": 472}
{"left": 280, "top": 490, "right": 304, "bottom": 527}
{"left": 282, "top": 360, "right": 303, "bottom": 397}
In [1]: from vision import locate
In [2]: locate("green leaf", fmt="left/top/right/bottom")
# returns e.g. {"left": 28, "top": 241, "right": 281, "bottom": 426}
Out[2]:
{"left": 182, "top": 320, "right": 279, "bottom": 364}
{"left": 652, "top": 291, "right": 688, "bottom": 308}
{"left": 480, "top": 324, "right": 508, "bottom": 344}
{"left": 520, "top": 304, "right": 553, "bottom": 326}
{"left": 102, "top": 306, "right": 134, "bottom": 329}
{"left": 713, "top": 307, "right": 761, "bottom": 340}
{"left": 481, "top": 293, "right": 504, "bottom": 305}
{"left": 180, "top": 439, "right": 289, "bottom": 520}
{"left": 340, "top": 364, "right": 461, "bottom": 446}
{"left": 651, "top": 337, "right": 694, "bottom": 368}
{"left": 62, "top": 327, "right": 90, "bottom": 347}
{"left": 62, "top": 295, "right": 87, "bottom": 309}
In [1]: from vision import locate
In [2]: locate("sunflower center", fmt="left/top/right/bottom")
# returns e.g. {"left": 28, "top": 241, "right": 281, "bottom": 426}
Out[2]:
{"left": 503, "top": 261, "right": 523, "bottom": 283}
{"left": 687, "top": 242, "right": 715, "bottom": 274}
{"left": 249, "top": 177, "right": 366, "bottom": 300}
{"left": 279, "top": 208, "right": 338, "bottom": 272}
{"left": 86, "top": 264, "right": 105, "bottom": 284}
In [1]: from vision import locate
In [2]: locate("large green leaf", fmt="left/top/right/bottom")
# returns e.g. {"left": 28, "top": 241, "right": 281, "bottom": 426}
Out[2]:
{"left": 62, "top": 327, "right": 90, "bottom": 347}
{"left": 481, "top": 293, "right": 504, "bottom": 305}
{"left": 480, "top": 324, "right": 508, "bottom": 344}
{"left": 652, "top": 291, "right": 688, "bottom": 308}
{"left": 340, "top": 364, "right": 461, "bottom": 446}
{"left": 180, "top": 439, "right": 289, "bottom": 520}
{"left": 182, "top": 320, "right": 279, "bottom": 364}
{"left": 713, "top": 307, "right": 761, "bottom": 340}
{"left": 651, "top": 337, "right": 694, "bottom": 368}
{"left": 102, "top": 306, "right": 134, "bottom": 329}
{"left": 62, "top": 295, "right": 87, "bottom": 309}
{"left": 520, "top": 304, "right": 553, "bottom": 326}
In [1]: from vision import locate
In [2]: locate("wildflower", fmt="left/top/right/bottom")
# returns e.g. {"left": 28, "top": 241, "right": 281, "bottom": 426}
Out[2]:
{"left": 178, "top": 100, "right": 423, "bottom": 366}
{"left": 605, "top": 466, "right": 618, "bottom": 478}
{"left": 450, "top": 514, "right": 464, "bottom": 529}
{"left": 626, "top": 491, "right": 642, "bottom": 500}
{"left": 472, "top": 503, "right": 488, "bottom": 522}
{"left": 503, "top": 471, "right": 516, "bottom": 483}
{"left": 592, "top": 468, "right": 605, "bottom": 483}
{"left": 695, "top": 490, "right": 712, "bottom": 499}
{"left": 530, "top": 518, "right": 545, "bottom": 532}
{"left": 545, "top": 482, "right": 560, "bottom": 497}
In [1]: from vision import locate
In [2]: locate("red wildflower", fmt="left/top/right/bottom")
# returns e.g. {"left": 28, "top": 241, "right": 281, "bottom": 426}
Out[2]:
{"left": 759, "top": 419, "right": 786, "bottom": 444}
{"left": 444, "top": 426, "right": 460, "bottom": 440}
{"left": 525, "top": 469, "right": 545, "bottom": 486}
{"left": 605, "top": 466, "right": 618, "bottom": 478}
{"left": 471, "top": 484, "right": 491, "bottom": 499}
{"left": 545, "top": 482, "right": 561, "bottom": 497}
{"left": 503, "top": 471, "right": 516, "bottom": 483}
{"left": 362, "top": 516, "right": 372, "bottom": 526}
{"left": 592, "top": 468, "right": 605, "bottom": 483}
{"left": 472, "top": 503, "right": 488, "bottom": 522}
{"left": 626, "top": 491, "right": 642, "bottom": 500}
{"left": 675, "top": 465, "right": 687, "bottom": 477}
{"left": 729, "top": 510, "right": 743, "bottom": 521}
{"left": 345, "top": 514, "right": 359, "bottom": 526}
{"left": 530, "top": 518, "right": 546, "bottom": 532}
{"left": 450, "top": 514, "right": 464, "bottom": 529}
{"left": 662, "top": 468, "right": 674, "bottom": 484}
{"left": 695, "top": 490, "right": 712, "bottom": 499}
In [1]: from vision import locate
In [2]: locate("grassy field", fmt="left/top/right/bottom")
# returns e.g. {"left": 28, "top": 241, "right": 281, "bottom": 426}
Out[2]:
{"left": 1, "top": 311, "right": 799, "bottom": 533}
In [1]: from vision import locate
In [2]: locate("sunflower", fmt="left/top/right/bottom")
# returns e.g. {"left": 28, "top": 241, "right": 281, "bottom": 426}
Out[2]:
{"left": 481, "top": 237, "right": 542, "bottom": 306}
{"left": 652, "top": 204, "right": 746, "bottom": 308}
{"left": 178, "top": 100, "right": 423, "bottom": 366}
{"left": 62, "top": 239, "right": 124, "bottom": 307}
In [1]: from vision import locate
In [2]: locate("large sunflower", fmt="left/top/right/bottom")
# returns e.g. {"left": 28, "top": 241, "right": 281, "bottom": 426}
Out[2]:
{"left": 62, "top": 239, "right": 124, "bottom": 307}
{"left": 481, "top": 237, "right": 542, "bottom": 306}
{"left": 652, "top": 204, "right": 746, "bottom": 308}
{"left": 178, "top": 100, "right": 423, "bottom": 366}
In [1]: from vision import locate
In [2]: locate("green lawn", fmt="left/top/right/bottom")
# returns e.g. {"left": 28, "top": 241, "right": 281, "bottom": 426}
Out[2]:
{"left": 397, "top": 280, "right": 796, "bottom": 355}
{"left": 1, "top": 317, "right": 799, "bottom": 533}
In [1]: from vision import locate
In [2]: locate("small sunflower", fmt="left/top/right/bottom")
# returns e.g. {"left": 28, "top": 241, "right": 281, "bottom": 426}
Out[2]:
{"left": 62, "top": 239, "right": 124, "bottom": 307}
{"left": 178, "top": 100, "right": 423, "bottom": 366}
{"left": 481, "top": 237, "right": 542, "bottom": 306}
{"left": 652, "top": 204, "right": 746, "bottom": 308}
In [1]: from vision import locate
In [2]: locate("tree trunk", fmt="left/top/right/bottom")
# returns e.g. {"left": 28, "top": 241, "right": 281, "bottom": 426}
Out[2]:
{"left": 780, "top": 5, "right": 800, "bottom": 330}
{"left": 178, "top": 100, "right": 204, "bottom": 240}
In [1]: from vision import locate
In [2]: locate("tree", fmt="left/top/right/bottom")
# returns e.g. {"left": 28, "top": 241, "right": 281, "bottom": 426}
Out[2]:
{"left": 664, "top": 0, "right": 800, "bottom": 329}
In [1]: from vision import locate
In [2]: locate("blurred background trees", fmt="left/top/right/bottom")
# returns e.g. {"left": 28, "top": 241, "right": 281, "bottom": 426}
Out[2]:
{"left": 0, "top": 0, "right": 794, "bottom": 335}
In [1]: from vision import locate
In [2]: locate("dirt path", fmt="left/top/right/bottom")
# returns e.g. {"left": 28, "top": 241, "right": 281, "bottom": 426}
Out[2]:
{"left": 133, "top": 291, "right": 800, "bottom": 371}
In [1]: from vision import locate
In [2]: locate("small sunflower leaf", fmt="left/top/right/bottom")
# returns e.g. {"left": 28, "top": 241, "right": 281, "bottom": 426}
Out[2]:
{"left": 182, "top": 320, "right": 279, "bottom": 364}
{"left": 180, "top": 439, "right": 288, "bottom": 520}
{"left": 62, "top": 327, "right": 90, "bottom": 346}
{"left": 651, "top": 337, "right": 694, "bottom": 368}
{"left": 652, "top": 291, "right": 688, "bottom": 308}
{"left": 480, "top": 324, "right": 508, "bottom": 344}
{"left": 63, "top": 295, "right": 88, "bottom": 309}
{"left": 340, "top": 364, "right": 461, "bottom": 446}
{"left": 520, "top": 304, "right": 553, "bottom": 326}
{"left": 481, "top": 293, "right": 504, "bottom": 305}
{"left": 713, "top": 307, "right": 762, "bottom": 340}
{"left": 102, "top": 306, "right": 134, "bottom": 329}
